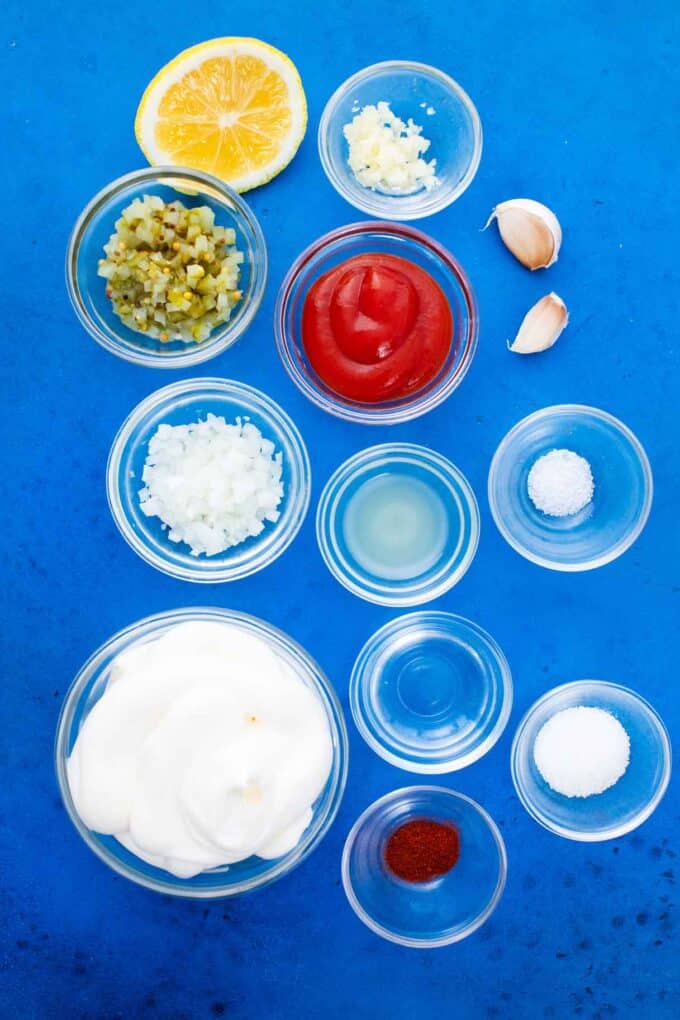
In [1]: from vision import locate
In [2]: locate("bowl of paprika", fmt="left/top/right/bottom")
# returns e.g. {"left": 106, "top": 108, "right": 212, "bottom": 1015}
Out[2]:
{"left": 341, "top": 786, "right": 507, "bottom": 947}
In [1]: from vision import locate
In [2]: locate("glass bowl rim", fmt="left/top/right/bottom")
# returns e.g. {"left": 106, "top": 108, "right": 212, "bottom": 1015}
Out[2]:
{"left": 350, "top": 610, "right": 513, "bottom": 773}
{"left": 106, "top": 376, "right": 312, "bottom": 583}
{"left": 341, "top": 785, "right": 507, "bottom": 947}
{"left": 487, "top": 403, "right": 654, "bottom": 572}
{"left": 315, "top": 442, "right": 481, "bottom": 607}
{"left": 273, "top": 220, "right": 479, "bottom": 425}
{"left": 510, "top": 679, "right": 672, "bottom": 842}
{"left": 317, "top": 59, "right": 483, "bottom": 220}
{"left": 54, "top": 606, "right": 349, "bottom": 897}
{"left": 65, "top": 165, "right": 268, "bottom": 369}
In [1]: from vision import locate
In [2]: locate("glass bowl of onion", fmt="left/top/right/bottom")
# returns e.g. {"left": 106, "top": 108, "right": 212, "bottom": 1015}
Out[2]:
{"left": 55, "top": 607, "right": 349, "bottom": 897}
{"left": 106, "top": 378, "right": 311, "bottom": 582}
{"left": 66, "top": 166, "right": 267, "bottom": 368}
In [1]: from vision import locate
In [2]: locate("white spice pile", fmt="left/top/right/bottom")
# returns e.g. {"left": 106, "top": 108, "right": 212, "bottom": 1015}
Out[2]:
{"left": 138, "top": 414, "right": 283, "bottom": 557}
{"left": 343, "top": 102, "right": 438, "bottom": 194}
{"left": 528, "top": 448, "right": 594, "bottom": 517}
{"left": 534, "top": 706, "right": 630, "bottom": 798}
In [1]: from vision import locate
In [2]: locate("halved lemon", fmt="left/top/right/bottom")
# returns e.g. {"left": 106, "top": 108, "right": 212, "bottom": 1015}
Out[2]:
{"left": 135, "top": 38, "right": 307, "bottom": 193}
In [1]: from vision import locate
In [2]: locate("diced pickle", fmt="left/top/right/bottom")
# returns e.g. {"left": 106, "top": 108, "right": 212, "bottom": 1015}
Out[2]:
{"left": 97, "top": 194, "right": 244, "bottom": 344}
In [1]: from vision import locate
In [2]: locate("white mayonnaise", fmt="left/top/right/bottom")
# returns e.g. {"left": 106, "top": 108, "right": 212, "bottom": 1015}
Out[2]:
{"left": 67, "top": 622, "right": 333, "bottom": 878}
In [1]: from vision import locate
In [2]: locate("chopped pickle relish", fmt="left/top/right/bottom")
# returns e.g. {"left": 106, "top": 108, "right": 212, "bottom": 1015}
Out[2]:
{"left": 97, "top": 194, "right": 244, "bottom": 344}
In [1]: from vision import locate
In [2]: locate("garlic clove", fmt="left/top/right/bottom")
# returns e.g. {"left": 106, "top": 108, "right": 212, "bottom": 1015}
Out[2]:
{"left": 486, "top": 198, "right": 562, "bottom": 270}
{"left": 509, "top": 292, "right": 568, "bottom": 354}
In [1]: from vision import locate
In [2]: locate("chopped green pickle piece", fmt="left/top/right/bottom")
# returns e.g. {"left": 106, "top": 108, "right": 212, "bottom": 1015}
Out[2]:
{"left": 97, "top": 194, "right": 244, "bottom": 344}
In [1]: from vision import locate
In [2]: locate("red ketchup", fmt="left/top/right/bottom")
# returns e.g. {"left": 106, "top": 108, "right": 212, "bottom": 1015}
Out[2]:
{"left": 301, "top": 253, "right": 453, "bottom": 403}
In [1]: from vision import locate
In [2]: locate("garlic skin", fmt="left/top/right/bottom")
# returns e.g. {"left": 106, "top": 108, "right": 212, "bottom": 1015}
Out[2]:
{"left": 486, "top": 199, "right": 562, "bottom": 270}
{"left": 509, "top": 293, "right": 568, "bottom": 354}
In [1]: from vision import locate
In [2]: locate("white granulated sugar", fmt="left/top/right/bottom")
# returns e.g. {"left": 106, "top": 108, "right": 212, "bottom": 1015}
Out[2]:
{"left": 138, "top": 414, "right": 283, "bottom": 557}
{"left": 533, "top": 705, "right": 630, "bottom": 798}
{"left": 528, "top": 448, "right": 594, "bottom": 517}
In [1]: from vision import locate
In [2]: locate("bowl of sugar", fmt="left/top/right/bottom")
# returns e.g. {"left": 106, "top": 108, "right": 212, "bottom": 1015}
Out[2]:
{"left": 511, "top": 680, "right": 671, "bottom": 841}
{"left": 488, "top": 404, "right": 653, "bottom": 571}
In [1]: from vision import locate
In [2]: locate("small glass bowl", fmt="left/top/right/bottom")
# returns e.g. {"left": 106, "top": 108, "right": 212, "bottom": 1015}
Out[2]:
{"left": 488, "top": 404, "right": 653, "bottom": 571}
{"left": 351, "top": 612, "right": 512, "bottom": 773}
{"left": 342, "top": 787, "right": 506, "bottom": 947}
{"left": 55, "top": 607, "right": 349, "bottom": 897}
{"left": 274, "top": 221, "right": 477, "bottom": 425}
{"left": 66, "top": 166, "right": 267, "bottom": 368}
{"left": 107, "top": 378, "right": 311, "bottom": 582}
{"left": 316, "top": 444, "right": 480, "bottom": 607}
{"left": 318, "top": 61, "right": 482, "bottom": 220}
{"left": 511, "top": 681, "right": 671, "bottom": 842}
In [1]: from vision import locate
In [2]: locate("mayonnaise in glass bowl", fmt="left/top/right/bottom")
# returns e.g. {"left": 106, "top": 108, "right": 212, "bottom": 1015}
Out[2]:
{"left": 55, "top": 608, "right": 348, "bottom": 897}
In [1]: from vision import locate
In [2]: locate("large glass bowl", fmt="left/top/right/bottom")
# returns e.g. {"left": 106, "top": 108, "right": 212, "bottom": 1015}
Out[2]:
{"left": 350, "top": 612, "right": 512, "bottom": 773}
{"left": 66, "top": 166, "right": 267, "bottom": 368}
{"left": 511, "top": 681, "right": 671, "bottom": 841}
{"left": 318, "top": 61, "right": 482, "bottom": 220}
{"left": 488, "top": 405, "right": 653, "bottom": 571}
{"left": 107, "top": 378, "right": 311, "bottom": 583}
{"left": 274, "top": 222, "right": 478, "bottom": 425}
{"left": 342, "top": 787, "right": 506, "bottom": 947}
{"left": 55, "top": 607, "right": 349, "bottom": 897}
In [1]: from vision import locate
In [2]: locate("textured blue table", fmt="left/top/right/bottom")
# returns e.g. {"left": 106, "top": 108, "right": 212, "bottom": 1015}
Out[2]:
{"left": 2, "top": 1, "right": 679, "bottom": 1017}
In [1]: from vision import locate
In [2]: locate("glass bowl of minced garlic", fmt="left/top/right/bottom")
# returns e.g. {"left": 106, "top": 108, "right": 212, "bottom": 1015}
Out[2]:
{"left": 67, "top": 166, "right": 267, "bottom": 368}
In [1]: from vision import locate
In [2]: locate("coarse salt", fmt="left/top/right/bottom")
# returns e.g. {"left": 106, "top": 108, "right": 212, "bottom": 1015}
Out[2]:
{"left": 138, "top": 414, "right": 283, "bottom": 557}
{"left": 343, "top": 101, "right": 438, "bottom": 194}
{"left": 528, "top": 448, "right": 594, "bottom": 517}
{"left": 534, "top": 705, "right": 630, "bottom": 798}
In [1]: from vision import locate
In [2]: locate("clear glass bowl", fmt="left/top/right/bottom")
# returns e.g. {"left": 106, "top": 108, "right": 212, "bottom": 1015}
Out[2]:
{"left": 488, "top": 404, "right": 653, "bottom": 571}
{"left": 511, "top": 681, "right": 671, "bottom": 842}
{"left": 274, "top": 222, "right": 478, "bottom": 425}
{"left": 66, "top": 166, "right": 267, "bottom": 368}
{"left": 107, "top": 378, "right": 311, "bottom": 582}
{"left": 318, "top": 61, "right": 482, "bottom": 220}
{"left": 316, "top": 444, "right": 480, "bottom": 606}
{"left": 55, "top": 607, "right": 349, "bottom": 897}
{"left": 350, "top": 612, "right": 512, "bottom": 773}
{"left": 342, "top": 787, "right": 506, "bottom": 947}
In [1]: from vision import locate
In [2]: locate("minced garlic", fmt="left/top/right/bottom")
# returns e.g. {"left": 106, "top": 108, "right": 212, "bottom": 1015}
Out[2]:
{"left": 343, "top": 101, "right": 438, "bottom": 194}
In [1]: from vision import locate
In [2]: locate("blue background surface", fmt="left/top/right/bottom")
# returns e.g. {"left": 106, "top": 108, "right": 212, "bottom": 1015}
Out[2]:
{"left": 2, "top": 1, "right": 679, "bottom": 1017}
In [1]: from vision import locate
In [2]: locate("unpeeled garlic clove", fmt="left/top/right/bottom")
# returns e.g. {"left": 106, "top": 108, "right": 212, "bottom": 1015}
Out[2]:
{"left": 509, "top": 292, "right": 568, "bottom": 354}
{"left": 486, "top": 198, "right": 562, "bottom": 270}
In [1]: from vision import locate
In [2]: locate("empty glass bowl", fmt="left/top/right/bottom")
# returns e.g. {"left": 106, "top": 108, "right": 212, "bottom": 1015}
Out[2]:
{"left": 351, "top": 612, "right": 512, "bottom": 773}
{"left": 511, "top": 680, "right": 671, "bottom": 841}
{"left": 107, "top": 378, "right": 310, "bottom": 582}
{"left": 318, "top": 61, "right": 482, "bottom": 220}
{"left": 488, "top": 404, "right": 653, "bottom": 571}
{"left": 274, "top": 221, "right": 478, "bottom": 425}
{"left": 342, "top": 787, "right": 507, "bottom": 947}
{"left": 55, "top": 607, "right": 349, "bottom": 897}
{"left": 316, "top": 444, "right": 480, "bottom": 606}
{"left": 66, "top": 166, "right": 267, "bottom": 368}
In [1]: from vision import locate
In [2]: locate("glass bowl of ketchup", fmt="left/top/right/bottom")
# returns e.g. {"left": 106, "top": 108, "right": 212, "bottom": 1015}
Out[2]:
{"left": 274, "top": 221, "right": 478, "bottom": 425}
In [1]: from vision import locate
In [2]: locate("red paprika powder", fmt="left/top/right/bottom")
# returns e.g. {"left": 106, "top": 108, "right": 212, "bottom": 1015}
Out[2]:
{"left": 384, "top": 818, "right": 460, "bottom": 883}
